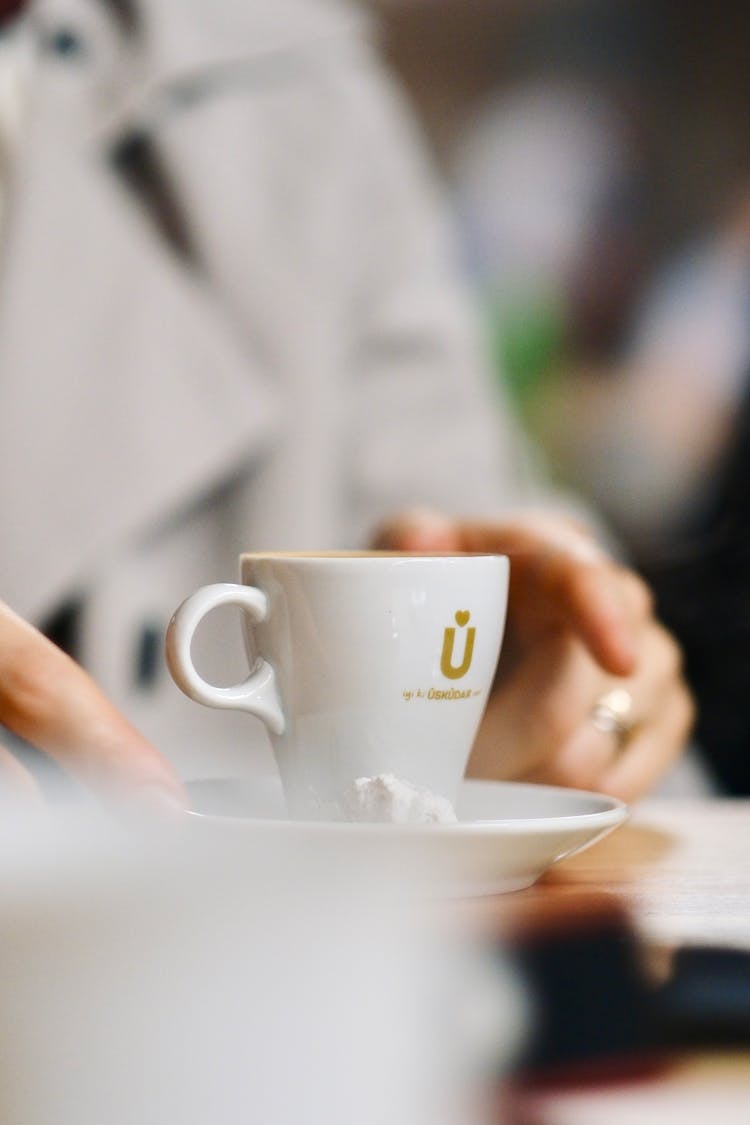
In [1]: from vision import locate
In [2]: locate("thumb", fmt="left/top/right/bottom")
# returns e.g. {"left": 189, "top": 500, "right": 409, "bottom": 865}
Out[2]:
{"left": 370, "top": 508, "right": 463, "bottom": 552}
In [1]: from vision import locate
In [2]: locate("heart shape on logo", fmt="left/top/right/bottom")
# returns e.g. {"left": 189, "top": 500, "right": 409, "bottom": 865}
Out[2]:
{"left": 455, "top": 610, "right": 470, "bottom": 627}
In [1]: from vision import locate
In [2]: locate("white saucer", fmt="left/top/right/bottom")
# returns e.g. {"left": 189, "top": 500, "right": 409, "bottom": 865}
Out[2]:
{"left": 185, "top": 777, "right": 627, "bottom": 897}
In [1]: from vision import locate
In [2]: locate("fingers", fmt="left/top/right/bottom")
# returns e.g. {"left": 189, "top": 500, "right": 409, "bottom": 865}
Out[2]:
{"left": 371, "top": 509, "right": 463, "bottom": 552}
{"left": 460, "top": 520, "right": 642, "bottom": 676}
{"left": 460, "top": 510, "right": 609, "bottom": 566}
{"left": 524, "top": 713, "right": 627, "bottom": 793}
{"left": 0, "top": 601, "right": 185, "bottom": 813}
{"left": 469, "top": 620, "right": 695, "bottom": 803}
{"left": 372, "top": 508, "right": 642, "bottom": 677}
{"left": 598, "top": 631, "right": 696, "bottom": 801}
{"left": 520, "top": 556, "right": 639, "bottom": 676}
{"left": 468, "top": 635, "right": 599, "bottom": 782}
{"left": 374, "top": 508, "right": 694, "bottom": 802}
{"left": 529, "top": 619, "right": 684, "bottom": 793}
{"left": 599, "top": 686, "right": 695, "bottom": 802}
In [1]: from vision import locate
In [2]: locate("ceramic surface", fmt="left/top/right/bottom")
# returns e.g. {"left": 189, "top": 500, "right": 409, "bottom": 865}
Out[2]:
{"left": 167, "top": 553, "right": 509, "bottom": 819}
{"left": 185, "top": 777, "right": 628, "bottom": 897}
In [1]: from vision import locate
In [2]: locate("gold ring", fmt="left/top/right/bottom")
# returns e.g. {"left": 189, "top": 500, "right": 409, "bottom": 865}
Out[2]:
{"left": 590, "top": 687, "right": 635, "bottom": 752}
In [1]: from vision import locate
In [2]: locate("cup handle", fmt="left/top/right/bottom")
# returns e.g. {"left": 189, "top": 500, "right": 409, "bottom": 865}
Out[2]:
{"left": 165, "top": 583, "right": 285, "bottom": 736}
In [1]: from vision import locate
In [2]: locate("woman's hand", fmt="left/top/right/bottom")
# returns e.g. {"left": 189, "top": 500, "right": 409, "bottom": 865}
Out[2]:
{"left": 373, "top": 510, "right": 695, "bottom": 802}
{"left": 0, "top": 599, "right": 185, "bottom": 812}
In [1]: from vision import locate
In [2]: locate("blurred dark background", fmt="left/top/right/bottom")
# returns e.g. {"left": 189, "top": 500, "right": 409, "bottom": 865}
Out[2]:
{"left": 376, "top": 0, "right": 750, "bottom": 793}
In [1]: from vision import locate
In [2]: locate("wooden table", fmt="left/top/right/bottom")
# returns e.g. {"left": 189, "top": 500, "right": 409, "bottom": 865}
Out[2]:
{"left": 527, "top": 797, "right": 750, "bottom": 950}
{"left": 492, "top": 800, "right": 750, "bottom": 1122}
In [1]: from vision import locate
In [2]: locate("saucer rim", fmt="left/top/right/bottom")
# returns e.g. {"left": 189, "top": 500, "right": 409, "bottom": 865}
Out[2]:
{"left": 184, "top": 777, "right": 629, "bottom": 837}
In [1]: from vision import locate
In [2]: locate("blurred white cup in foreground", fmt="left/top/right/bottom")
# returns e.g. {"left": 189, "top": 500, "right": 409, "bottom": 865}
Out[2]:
{"left": 0, "top": 809, "right": 525, "bottom": 1125}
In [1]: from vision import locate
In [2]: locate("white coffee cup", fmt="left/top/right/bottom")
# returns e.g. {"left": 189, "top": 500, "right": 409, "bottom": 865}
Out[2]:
{"left": 166, "top": 552, "right": 509, "bottom": 820}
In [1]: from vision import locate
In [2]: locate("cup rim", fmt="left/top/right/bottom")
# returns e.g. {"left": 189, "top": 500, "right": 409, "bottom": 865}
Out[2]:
{"left": 240, "top": 551, "right": 508, "bottom": 561}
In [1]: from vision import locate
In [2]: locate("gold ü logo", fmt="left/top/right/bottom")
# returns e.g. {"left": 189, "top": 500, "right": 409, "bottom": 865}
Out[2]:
{"left": 440, "top": 611, "right": 475, "bottom": 680}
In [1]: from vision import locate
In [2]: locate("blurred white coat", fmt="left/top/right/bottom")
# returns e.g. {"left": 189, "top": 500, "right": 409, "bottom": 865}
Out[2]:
{"left": 0, "top": 0, "right": 543, "bottom": 777}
